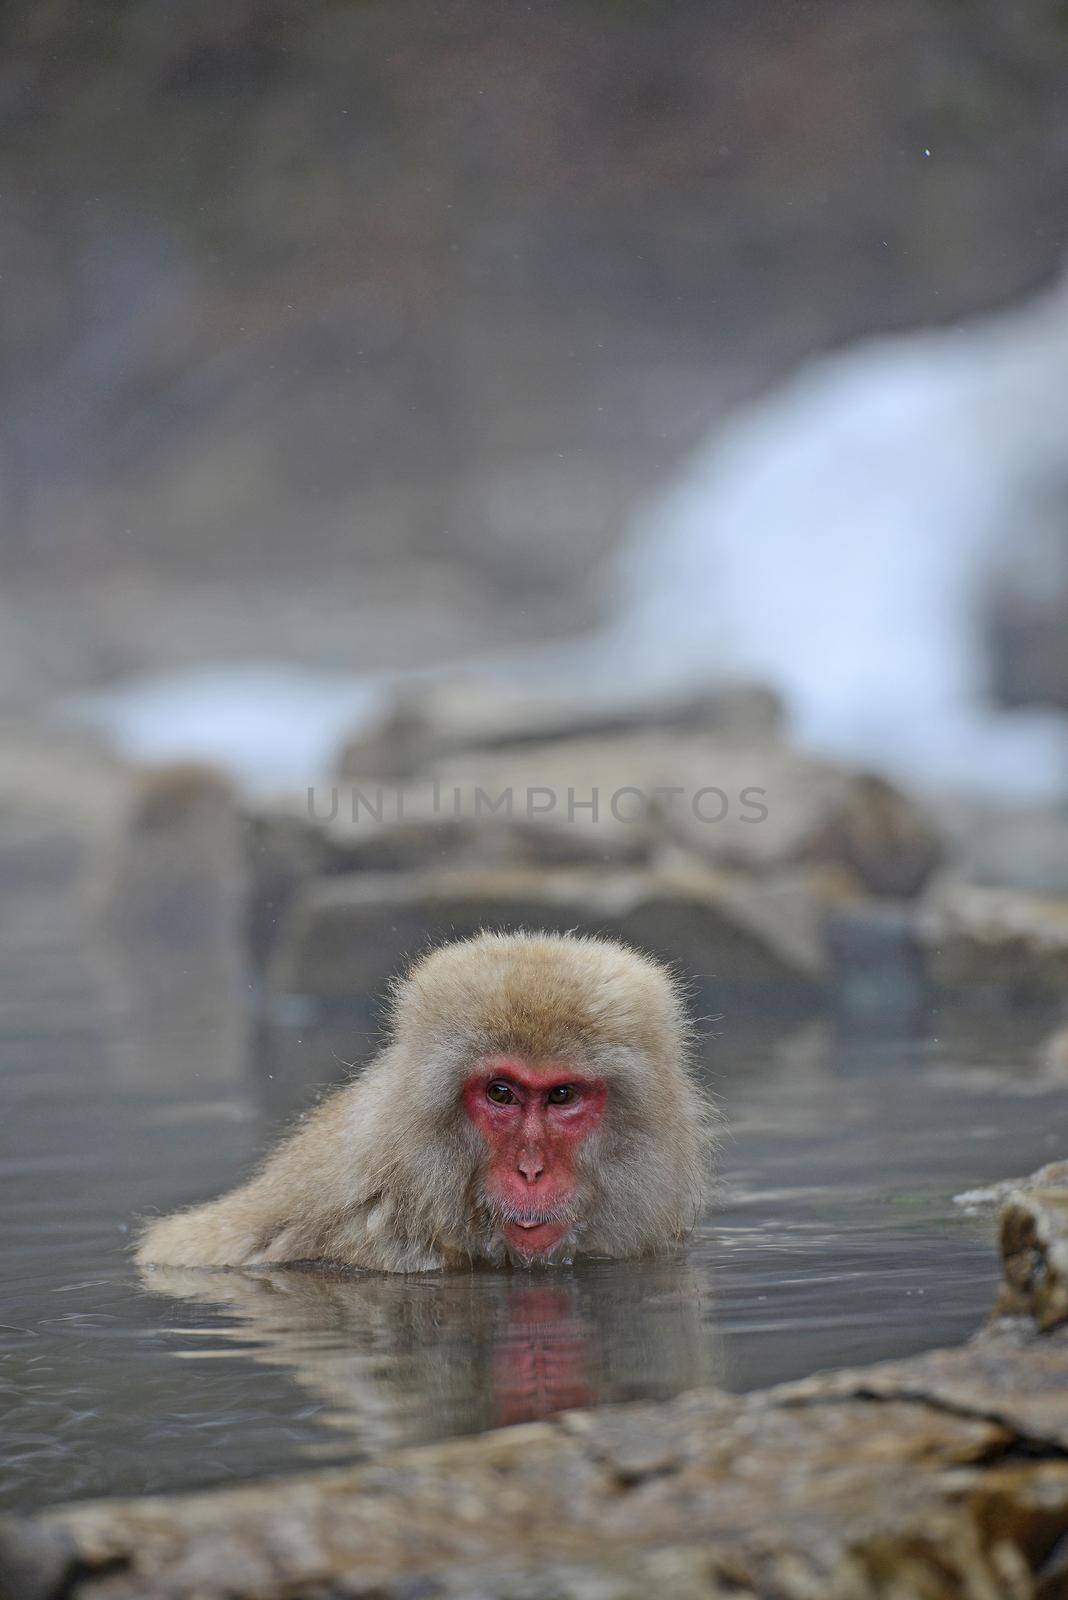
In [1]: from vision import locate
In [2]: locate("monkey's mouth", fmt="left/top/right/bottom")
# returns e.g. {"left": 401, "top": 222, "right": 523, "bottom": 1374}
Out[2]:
{"left": 500, "top": 1217, "right": 573, "bottom": 1256}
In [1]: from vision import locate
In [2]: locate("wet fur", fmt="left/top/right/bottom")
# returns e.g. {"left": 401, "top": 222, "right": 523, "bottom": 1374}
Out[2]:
{"left": 136, "top": 931, "right": 715, "bottom": 1272}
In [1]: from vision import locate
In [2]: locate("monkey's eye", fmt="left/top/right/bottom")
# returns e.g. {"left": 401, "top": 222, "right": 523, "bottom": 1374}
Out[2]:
{"left": 485, "top": 1081, "right": 517, "bottom": 1106}
{"left": 546, "top": 1085, "right": 576, "bottom": 1105}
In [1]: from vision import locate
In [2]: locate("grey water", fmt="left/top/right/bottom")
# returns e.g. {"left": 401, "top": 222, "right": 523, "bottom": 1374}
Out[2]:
{"left": 3, "top": 847, "right": 1067, "bottom": 1514}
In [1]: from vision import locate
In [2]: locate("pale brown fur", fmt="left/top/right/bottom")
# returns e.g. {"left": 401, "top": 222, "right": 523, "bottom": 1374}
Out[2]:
{"left": 135, "top": 931, "right": 714, "bottom": 1273}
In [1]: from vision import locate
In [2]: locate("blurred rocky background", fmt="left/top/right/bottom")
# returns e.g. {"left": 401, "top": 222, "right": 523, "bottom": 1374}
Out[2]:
{"left": 3, "top": 0, "right": 1068, "bottom": 705}
{"left": 3, "top": 0, "right": 1068, "bottom": 1041}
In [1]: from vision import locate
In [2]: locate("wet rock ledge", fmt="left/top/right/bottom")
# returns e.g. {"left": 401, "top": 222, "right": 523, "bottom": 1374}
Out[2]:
{"left": 8, "top": 1171, "right": 1068, "bottom": 1600}
{"left": 3, "top": 1324, "right": 1068, "bottom": 1600}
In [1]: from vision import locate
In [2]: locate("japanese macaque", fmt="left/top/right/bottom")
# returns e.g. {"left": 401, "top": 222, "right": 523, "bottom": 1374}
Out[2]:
{"left": 136, "top": 931, "right": 713, "bottom": 1272}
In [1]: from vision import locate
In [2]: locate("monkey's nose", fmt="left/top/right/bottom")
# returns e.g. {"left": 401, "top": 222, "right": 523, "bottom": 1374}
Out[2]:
{"left": 517, "top": 1152, "right": 544, "bottom": 1183}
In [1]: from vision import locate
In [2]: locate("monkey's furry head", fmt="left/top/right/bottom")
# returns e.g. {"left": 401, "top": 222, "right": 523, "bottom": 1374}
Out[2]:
{"left": 380, "top": 930, "right": 714, "bottom": 1265}
{"left": 394, "top": 929, "right": 690, "bottom": 1070}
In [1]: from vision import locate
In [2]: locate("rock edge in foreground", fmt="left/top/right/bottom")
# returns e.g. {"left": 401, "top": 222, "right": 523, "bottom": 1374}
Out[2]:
{"left": 6, "top": 1318, "right": 1068, "bottom": 1600}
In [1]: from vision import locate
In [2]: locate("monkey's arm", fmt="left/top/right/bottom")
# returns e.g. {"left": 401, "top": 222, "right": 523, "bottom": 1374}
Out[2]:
{"left": 135, "top": 1093, "right": 371, "bottom": 1269}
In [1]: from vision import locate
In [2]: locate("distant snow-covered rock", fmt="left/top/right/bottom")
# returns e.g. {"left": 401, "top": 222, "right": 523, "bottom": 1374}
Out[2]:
{"left": 64, "top": 663, "right": 387, "bottom": 796}
{"left": 611, "top": 277, "right": 1068, "bottom": 799}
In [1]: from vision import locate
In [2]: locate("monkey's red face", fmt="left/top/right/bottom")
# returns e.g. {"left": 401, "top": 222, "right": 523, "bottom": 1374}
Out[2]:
{"left": 462, "top": 1056, "right": 607, "bottom": 1259}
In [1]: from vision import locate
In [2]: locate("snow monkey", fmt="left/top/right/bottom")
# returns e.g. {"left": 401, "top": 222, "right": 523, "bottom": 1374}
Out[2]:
{"left": 136, "top": 932, "right": 713, "bottom": 1272}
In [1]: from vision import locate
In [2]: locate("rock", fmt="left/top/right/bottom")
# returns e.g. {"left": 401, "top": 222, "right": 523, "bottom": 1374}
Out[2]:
{"left": 267, "top": 863, "right": 837, "bottom": 1009}
{"left": 245, "top": 795, "right": 656, "bottom": 971}
{"left": 813, "top": 771, "right": 944, "bottom": 900}
{"left": 250, "top": 721, "right": 941, "bottom": 984}
{"left": 771, "top": 1321, "right": 1068, "bottom": 1449}
{"left": 311, "top": 798, "right": 652, "bottom": 873}
{"left": 916, "top": 879, "right": 1068, "bottom": 1001}
{"left": 0, "top": 1517, "right": 76, "bottom": 1600}
{"left": 16, "top": 1327, "right": 1068, "bottom": 1600}
{"left": 370, "top": 730, "right": 941, "bottom": 896}
{"left": 936, "top": 799, "right": 1068, "bottom": 896}
{"left": 955, "top": 1159, "right": 1068, "bottom": 1214}
{"left": 656, "top": 745, "right": 943, "bottom": 898}
{"left": 337, "top": 679, "right": 783, "bottom": 780}
{"left": 425, "top": 737, "right": 675, "bottom": 867}
{"left": 999, "top": 1188, "right": 1068, "bottom": 1331}
{"left": 245, "top": 803, "right": 523, "bottom": 974}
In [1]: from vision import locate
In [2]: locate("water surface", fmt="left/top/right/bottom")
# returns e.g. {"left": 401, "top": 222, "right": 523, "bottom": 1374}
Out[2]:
{"left": 3, "top": 839, "right": 1065, "bottom": 1511}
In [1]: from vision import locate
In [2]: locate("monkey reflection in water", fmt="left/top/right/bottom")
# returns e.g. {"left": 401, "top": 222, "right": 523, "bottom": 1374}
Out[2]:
{"left": 137, "top": 932, "right": 714, "bottom": 1273}
{"left": 140, "top": 1261, "right": 717, "bottom": 1445}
